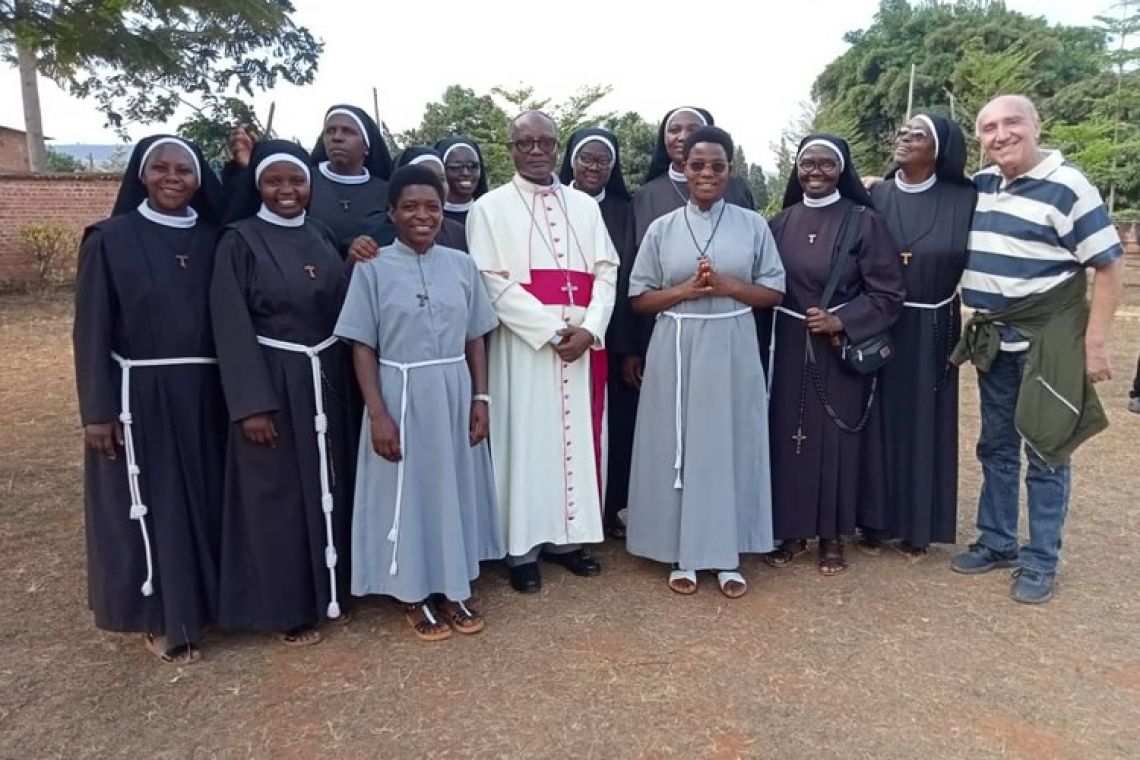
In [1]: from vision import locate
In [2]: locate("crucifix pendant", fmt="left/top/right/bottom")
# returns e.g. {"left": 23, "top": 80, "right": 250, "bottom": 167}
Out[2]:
{"left": 338, "top": 199, "right": 351, "bottom": 211}
{"left": 792, "top": 426, "right": 807, "bottom": 455}
{"left": 900, "top": 251, "right": 913, "bottom": 266}
{"left": 560, "top": 281, "right": 578, "bottom": 307}
{"left": 415, "top": 293, "right": 429, "bottom": 307}
{"left": 304, "top": 264, "right": 317, "bottom": 280}
{"left": 808, "top": 233, "right": 817, "bottom": 244}
{"left": 175, "top": 255, "right": 189, "bottom": 269}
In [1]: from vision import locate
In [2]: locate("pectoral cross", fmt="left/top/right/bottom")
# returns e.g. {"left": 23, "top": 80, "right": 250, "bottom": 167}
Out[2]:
{"left": 338, "top": 199, "right": 351, "bottom": 211}
{"left": 900, "top": 251, "right": 912, "bottom": 266}
{"left": 415, "top": 293, "right": 429, "bottom": 307}
{"left": 792, "top": 426, "right": 807, "bottom": 455}
{"left": 561, "top": 281, "right": 578, "bottom": 306}
{"left": 304, "top": 264, "right": 317, "bottom": 280}
{"left": 175, "top": 255, "right": 189, "bottom": 269}
{"left": 808, "top": 233, "right": 817, "bottom": 244}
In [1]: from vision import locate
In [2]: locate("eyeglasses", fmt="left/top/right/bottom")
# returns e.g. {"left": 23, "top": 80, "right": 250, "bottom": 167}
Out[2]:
{"left": 895, "top": 128, "right": 932, "bottom": 141}
{"left": 685, "top": 159, "right": 729, "bottom": 174}
{"left": 797, "top": 158, "right": 839, "bottom": 173}
{"left": 509, "top": 137, "right": 558, "bottom": 154}
{"left": 444, "top": 161, "right": 481, "bottom": 173}
{"left": 575, "top": 155, "right": 613, "bottom": 170}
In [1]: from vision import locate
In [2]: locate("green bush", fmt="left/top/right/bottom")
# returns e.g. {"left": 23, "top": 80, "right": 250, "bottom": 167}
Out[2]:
{"left": 19, "top": 224, "right": 80, "bottom": 291}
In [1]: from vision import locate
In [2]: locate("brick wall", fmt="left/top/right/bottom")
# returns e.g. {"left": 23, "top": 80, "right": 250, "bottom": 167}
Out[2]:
{"left": 0, "top": 128, "right": 31, "bottom": 172}
{"left": 0, "top": 173, "right": 120, "bottom": 287}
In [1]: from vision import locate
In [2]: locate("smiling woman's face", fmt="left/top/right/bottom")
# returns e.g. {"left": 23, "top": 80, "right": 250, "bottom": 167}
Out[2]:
{"left": 796, "top": 145, "right": 842, "bottom": 199}
{"left": 258, "top": 162, "right": 310, "bottom": 218}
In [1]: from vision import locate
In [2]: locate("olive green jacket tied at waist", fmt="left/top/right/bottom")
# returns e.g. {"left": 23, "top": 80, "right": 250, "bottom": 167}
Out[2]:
{"left": 951, "top": 272, "right": 1108, "bottom": 468}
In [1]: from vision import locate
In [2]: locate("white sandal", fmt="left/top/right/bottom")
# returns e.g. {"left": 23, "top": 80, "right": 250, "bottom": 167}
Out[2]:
{"left": 716, "top": 571, "right": 747, "bottom": 599}
{"left": 668, "top": 568, "right": 698, "bottom": 595}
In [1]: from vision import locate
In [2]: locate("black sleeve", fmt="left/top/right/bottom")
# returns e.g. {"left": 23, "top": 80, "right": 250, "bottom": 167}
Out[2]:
{"left": 72, "top": 227, "right": 119, "bottom": 425}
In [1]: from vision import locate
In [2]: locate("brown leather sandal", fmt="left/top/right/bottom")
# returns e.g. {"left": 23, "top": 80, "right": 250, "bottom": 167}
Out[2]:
{"left": 436, "top": 598, "right": 485, "bottom": 635}
{"left": 764, "top": 539, "right": 808, "bottom": 568}
{"left": 405, "top": 601, "right": 452, "bottom": 642}
{"left": 818, "top": 539, "right": 848, "bottom": 576}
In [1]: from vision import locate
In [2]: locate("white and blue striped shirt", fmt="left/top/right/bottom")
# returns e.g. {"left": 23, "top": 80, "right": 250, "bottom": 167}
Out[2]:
{"left": 961, "top": 150, "right": 1123, "bottom": 349}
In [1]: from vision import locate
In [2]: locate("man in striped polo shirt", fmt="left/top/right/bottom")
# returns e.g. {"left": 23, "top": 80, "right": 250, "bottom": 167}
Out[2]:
{"left": 951, "top": 94, "right": 1125, "bottom": 604}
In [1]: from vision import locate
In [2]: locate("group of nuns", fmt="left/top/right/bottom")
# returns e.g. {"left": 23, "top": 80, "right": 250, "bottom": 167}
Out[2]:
{"left": 75, "top": 102, "right": 973, "bottom": 662}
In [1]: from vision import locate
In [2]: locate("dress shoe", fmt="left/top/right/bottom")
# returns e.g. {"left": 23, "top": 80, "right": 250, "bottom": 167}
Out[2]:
{"left": 540, "top": 549, "right": 602, "bottom": 577}
{"left": 508, "top": 561, "right": 542, "bottom": 593}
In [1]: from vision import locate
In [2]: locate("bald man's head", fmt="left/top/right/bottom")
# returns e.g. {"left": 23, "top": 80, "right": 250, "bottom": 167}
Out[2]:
{"left": 508, "top": 110, "right": 558, "bottom": 141}
{"left": 507, "top": 110, "right": 560, "bottom": 183}
{"left": 975, "top": 94, "right": 1044, "bottom": 180}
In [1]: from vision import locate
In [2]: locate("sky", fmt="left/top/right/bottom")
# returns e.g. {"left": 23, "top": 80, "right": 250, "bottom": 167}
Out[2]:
{"left": 0, "top": 0, "right": 1113, "bottom": 168}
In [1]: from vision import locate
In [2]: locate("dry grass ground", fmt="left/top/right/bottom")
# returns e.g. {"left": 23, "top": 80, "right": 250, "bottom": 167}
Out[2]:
{"left": 1, "top": 260, "right": 1138, "bottom": 759}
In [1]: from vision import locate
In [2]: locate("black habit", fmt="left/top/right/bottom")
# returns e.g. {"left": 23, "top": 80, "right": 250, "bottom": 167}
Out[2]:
{"left": 210, "top": 215, "right": 356, "bottom": 631}
{"left": 308, "top": 171, "right": 390, "bottom": 256}
{"left": 74, "top": 211, "right": 226, "bottom": 646}
{"left": 868, "top": 178, "right": 975, "bottom": 547}
{"left": 768, "top": 198, "right": 905, "bottom": 540}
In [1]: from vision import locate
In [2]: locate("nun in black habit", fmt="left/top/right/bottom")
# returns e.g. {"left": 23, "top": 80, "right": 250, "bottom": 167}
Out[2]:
{"left": 435, "top": 136, "right": 489, "bottom": 226}
{"left": 859, "top": 114, "right": 975, "bottom": 558}
{"left": 74, "top": 134, "right": 227, "bottom": 664}
{"left": 211, "top": 140, "right": 356, "bottom": 645}
{"left": 558, "top": 127, "right": 637, "bottom": 538}
{"left": 309, "top": 104, "right": 393, "bottom": 256}
{"left": 765, "top": 134, "right": 905, "bottom": 575}
{"left": 348, "top": 147, "right": 468, "bottom": 259}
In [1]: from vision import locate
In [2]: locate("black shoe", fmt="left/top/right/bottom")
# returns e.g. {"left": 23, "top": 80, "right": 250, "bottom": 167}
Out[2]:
{"left": 508, "top": 561, "right": 542, "bottom": 593}
{"left": 604, "top": 515, "right": 627, "bottom": 540}
{"left": 540, "top": 549, "right": 602, "bottom": 577}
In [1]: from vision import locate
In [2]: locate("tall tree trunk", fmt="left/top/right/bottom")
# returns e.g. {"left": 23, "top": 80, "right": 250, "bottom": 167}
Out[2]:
{"left": 16, "top": 40, "right": 47, "bottom": 173}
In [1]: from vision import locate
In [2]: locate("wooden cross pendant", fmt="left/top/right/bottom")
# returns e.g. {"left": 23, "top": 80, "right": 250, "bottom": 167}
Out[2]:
{"left": 808, "top": 233, "right": 817, "bottom": 244}
{"left": 175, "top": 255, "right": 189, "bottom": 269}
{"left": 304, "top": 264, "right": 317, "bottom": 280}
{"left": 900, "top": 251, "right": 912, "bottom": 266}
{"left": 792, "top": 426, "right": 807, "bottom": 455}
{"left": 338, "top": 199, "right": 351, "bottom": 211}
{"left": 415, "top": 293, "right": 429, "bottom": 307}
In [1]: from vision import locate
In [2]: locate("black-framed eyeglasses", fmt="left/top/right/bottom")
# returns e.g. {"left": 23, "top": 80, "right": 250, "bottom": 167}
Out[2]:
{"left": 797, "top": 158, "right": 839, "bottom": 173}
{"left": 686, "top": 159, "right": 729, "bottom": 174}
{"left": 575, "top": 155, "right": 613, "bottom": 170}
{"left": 895, "top": 127, "right": 932, "bottom": 141}
{"left": 444, "top": 161, "right": 481, "bottom": 173}
{"left": 509, "top": 137, "right": 558, "bottom": 154}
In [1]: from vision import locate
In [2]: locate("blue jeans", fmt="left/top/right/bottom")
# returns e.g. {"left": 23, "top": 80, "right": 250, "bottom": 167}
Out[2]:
{"left": 975, "top": 351, "right": 1071, "bottom": 574}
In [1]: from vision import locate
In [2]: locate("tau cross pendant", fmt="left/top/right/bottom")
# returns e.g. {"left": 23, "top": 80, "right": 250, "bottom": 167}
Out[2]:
{"left": 338, "top": 199, "right": 351, "bottom": 212}
{"left": 415, "top": 293, "right": 429, "bottom": 307}
{"left": 303, "top": 264, "right": 317, "bottom": 280}
{"left": 175, "top": 255, "right": 189, "bottom": 269}
{"left": 792, "top": 426, "right": 807, "bottom": 455}
{"left": 900, "top": 251, "right": 913, "bottom": 266}
{"left": 808, "top": 233, "right": 817, "bottom": 244}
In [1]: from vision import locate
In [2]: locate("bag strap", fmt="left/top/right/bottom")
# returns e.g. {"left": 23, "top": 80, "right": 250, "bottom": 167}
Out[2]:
{"left": 819, "top": 204, "right": 865, "bottom": 310}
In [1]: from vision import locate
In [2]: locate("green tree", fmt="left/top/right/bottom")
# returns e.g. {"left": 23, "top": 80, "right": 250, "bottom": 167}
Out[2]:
{"left": 603, "top": 110, "right": 656, "bottom": 192}
{"left": 398, "top": 85, "right": 513, "bottom": 186}
{"left": 177, "top": 97, "right": 265, "bottom": 173}
{"left": 45, "top": 147, "right": 85, "bottom": 173}
{"left": 2, "top": 0, "right": 322, "bottom": 171}
{"left": 812, "top": 0, "right": 1105, "bottom": 169}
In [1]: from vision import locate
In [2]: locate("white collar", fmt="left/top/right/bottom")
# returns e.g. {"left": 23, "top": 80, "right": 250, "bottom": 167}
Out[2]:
{"left": 136, "top": 199, "right": 197, "bottom": 229}
{"left": 513, "top": 173, "right": 561, "bottom": 196}
{"left": 257, "top": 204, "right": 306, "bottom": 227}
{"left": 318, "top": 161, "right": 370, "bottom": 185}
{"left": 444, "top": 199, "right": 473, "bottom": 213}
{"left": 894, "top": 173, "right": 937, "bottom": 194}
{"left": 570, "top": 180, "right": 606, "bottom": 203}
{"left": 668, "top": 166, "right": 687, "bottom": 184}
{"left": 803, "top": 190, "right": 841, "bottom": 208}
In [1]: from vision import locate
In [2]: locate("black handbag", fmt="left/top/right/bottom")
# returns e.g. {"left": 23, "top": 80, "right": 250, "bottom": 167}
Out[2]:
{"left": 818, "top": 205, "right": 894, "bottom": 375}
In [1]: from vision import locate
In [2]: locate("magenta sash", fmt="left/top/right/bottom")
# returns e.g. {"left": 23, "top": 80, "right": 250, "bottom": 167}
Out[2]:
{"left": 521, "top": 269, "right": 608, "bottom": 504}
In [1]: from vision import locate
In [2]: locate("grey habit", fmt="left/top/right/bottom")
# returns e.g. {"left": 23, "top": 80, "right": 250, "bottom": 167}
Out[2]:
{"left": 334, "top": 241, "right": 503, "bottom": 603}
{"left": 626, "top": 201, "right": 785, "bottom": 570}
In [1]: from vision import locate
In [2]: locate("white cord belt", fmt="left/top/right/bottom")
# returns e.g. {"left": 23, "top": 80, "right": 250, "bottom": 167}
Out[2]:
{"left": 660, "top": 308, "right": 751, "bottom": 489}
{"left": 376, "top": 355, "right": 466, "bottom": 575}
{"left": 256, "top": 334, "right": 342, "bottom": 618}
{"left": 766, "top": 302, "right": 849, "bottom": 397}
{"left": 111, "top": 352, "right": 218, "bottom": 598}
{"left": 904, "top": 293, "right": 958, "bottom": 310}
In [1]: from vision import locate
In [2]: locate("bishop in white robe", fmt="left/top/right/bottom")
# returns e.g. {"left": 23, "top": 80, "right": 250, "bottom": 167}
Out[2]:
{"left": 467, "top": 111, "right": 619, "bottom": 592}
